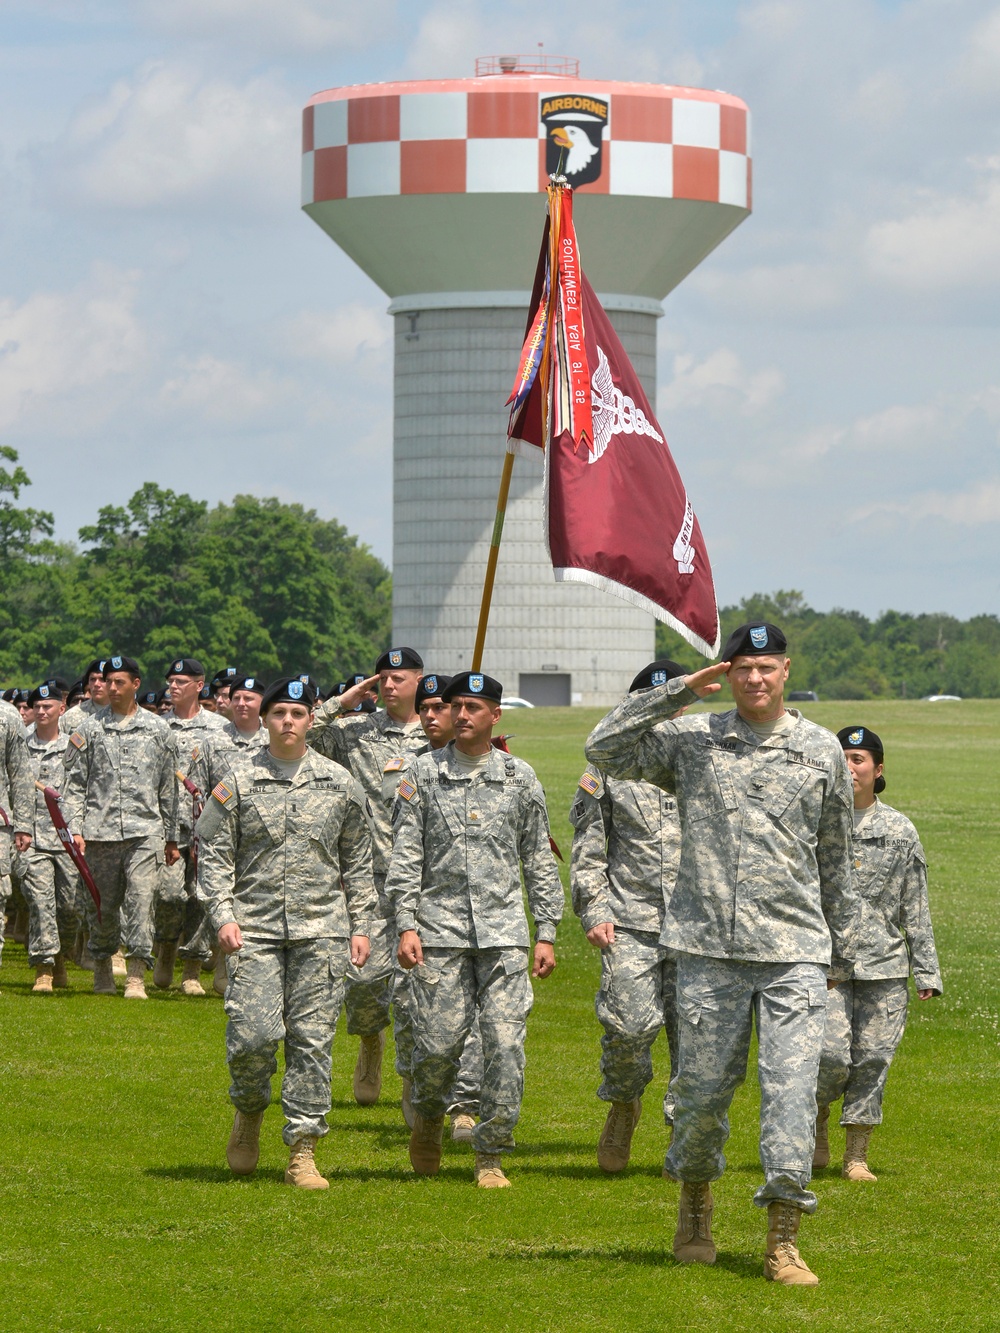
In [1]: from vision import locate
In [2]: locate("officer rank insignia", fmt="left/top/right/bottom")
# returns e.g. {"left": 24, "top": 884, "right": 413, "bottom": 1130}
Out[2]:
{"left": 212, "top": 782, "right": 234, "bottom": 805}
{"left": 578, "top": 771, "right": 602, "bottom": 796}
{"left": 398, "top": 779, "right": 417, "bottom": 802}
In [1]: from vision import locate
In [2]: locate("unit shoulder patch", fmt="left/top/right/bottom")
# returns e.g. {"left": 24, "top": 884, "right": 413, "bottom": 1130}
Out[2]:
{"left": 578, "top": 770, "right": 603, "bottom": 797}
{"left": 211, "top": 781, "right": 235, "bottom": 806}
{"left": 398, "top": 779, "right": 417, "bottom": 802}
{"left": 69, "top": 732, "right": 87, "bottom": 750}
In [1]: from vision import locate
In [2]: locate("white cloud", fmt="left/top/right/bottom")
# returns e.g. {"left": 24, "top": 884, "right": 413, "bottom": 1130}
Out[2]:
{"left": 282, "top": 305, "right": 392, "bottom": 364}
{"left": 691, "top": 261, "right": 847, "bottom": 320}
{"left": 158, "top": 354, "right": 293, "bottom": 423}
{"left": 659, "top": 347, "right": 784, "bottom": 415}
{"left": 43, "top": 61, "right": 298, "bottom": 213}
{"left": 140, "top": 0, "right": 394, "bottom": 54}
{"left": 858, "top": 480, "right": 1000, "bottom": 527}
{"left": 0, "top": 265, "right": 145, "bottom": 431}
{"left": 865, "top": 169, "right": 1000, "bottom": 291}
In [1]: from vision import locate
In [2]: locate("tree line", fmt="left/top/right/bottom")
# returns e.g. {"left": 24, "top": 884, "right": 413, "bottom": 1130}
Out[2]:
{"left": 656, "top": 589, "right": 1000, "bottom": 699}
{"left": 0, "top": 449, "right": 392, "bottom": 688}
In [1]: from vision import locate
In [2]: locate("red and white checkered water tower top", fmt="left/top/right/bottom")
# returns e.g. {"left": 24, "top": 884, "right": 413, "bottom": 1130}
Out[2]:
{"left": 302, "top": 55, "right": 751, "bottom": 303}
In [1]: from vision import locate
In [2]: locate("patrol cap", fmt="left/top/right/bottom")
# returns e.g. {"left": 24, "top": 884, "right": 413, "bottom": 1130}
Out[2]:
{"left": 102, "top": 655, "right": 141, "bottom": 678}
{"left": 83, "top": 658, "right": 107, "bottom": 682}
{"left": 28, "top": 683, "right": 63, "bottom": 706}
{"left": 629, "top": 658, "right": 687, "bottom": 693}
{"left": 260, "top": 676, "right": 318, "bottom": 714}
{"left": 721, "top": 622, "right": 787, "bottom": 661}
{"left": 210, "top": 667, "right": 239, "bottom": 691}
{"left": 166, "top": 657, "right": 205, "bottom": 679}
{"left": 416, "top": 673, "right": 453, "bottom": 706}
{"left": 375, "top": 646, "right": 423, "bottom": 672}
{"left": 838, "top": 725, "right": 886, "bottom": 793}
{"left": 442, "top": 671, "right": 503, "bottom": 705}
{"left": 230, "top": 676, "right": 265, "bottom": 697}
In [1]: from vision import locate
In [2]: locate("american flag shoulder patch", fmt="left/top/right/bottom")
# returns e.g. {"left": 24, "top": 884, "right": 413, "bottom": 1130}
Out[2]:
{"left": 69, "top": 732, "right": 87, "bottom": 750}
{"left": 578, "top": 771, "right": 601, "bottom": 796}
{"left": 398, "top": 779, "right": 417, "bottom": 802}
{"left": 212, "top": 782, "right": 234, "bottom": 806}
{"left": 383, "top": 757, "right": 405, "bottom": 773}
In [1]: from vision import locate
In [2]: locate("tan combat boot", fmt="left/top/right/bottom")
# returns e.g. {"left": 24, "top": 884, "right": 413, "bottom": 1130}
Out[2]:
{"left": 843, "top": 1125, "right": 877, "bottom": 1181}
{"left": 123, "top": 957, "right": 147, "bottom": 999}
{"left": 673, "top": 1182, "right": 716, "bottom": 1264}
{"left": 813, "top": 1103, "right": 831, "bottom": 1169}
{"left": 111, "top": 950, "right": 127, "bottom": 977}
{"left": 353, "top": 1031, "right": 385, "bottom": 1105}
{"left": 401, "top": 1076, "right": 415, "bottom": 1130}
{"left": 52, "top": 953, "right": 69, "bottom": 988}
{"left": 409, "top": 1113, "right": 445, "bottom": 1176}
{"left": 226, "top": 1111, "right": 263, "bottom": 1175}
{"left": 153, "top": 939, "right": 179, "bottom": 989}
{"left": 765, "top": 1201, "right": 819, "bottom": 1285}
{"left": 180, "top": 959, "right": 206, "bottom": 996}
{"left": 285, "top": 1137, "right": 329, "bottom": 1190}
{"left": 93, "top": 957, "right": 117, "bottom": 994}
{"left": 474, "top": 1152, "right": 511, "bottom": 1188}
{"left": 213, "top": 949, "right": 228, "bottom": 996}
{"left": 32, "top": 965, "right": 54, "bottom": 994}
{"left": 597, "top": 1098, "right": 642, "bottom": 1173}
{"left": 451, "top": 1113, "right": 476, "bottom": 1143}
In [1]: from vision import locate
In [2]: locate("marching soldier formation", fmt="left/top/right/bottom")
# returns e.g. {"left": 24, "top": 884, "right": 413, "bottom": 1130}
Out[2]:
{"left": 0, "top": 623, "right": 942, "bottom": 1286}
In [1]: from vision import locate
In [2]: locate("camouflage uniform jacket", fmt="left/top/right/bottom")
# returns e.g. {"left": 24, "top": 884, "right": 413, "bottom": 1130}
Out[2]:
{"left": 385, "top": 743, "right": 564, "bottom": 948}
{"left": 585, "top": 682, "right": 859, "bottom": 975}
{"left": 61, "top": 706, "right": 179, "bottom": 844}
{"left": 24, "top": 731, "right": 73, "bottom": 853}
{"left": 161, "top": 707, "right": 227, "bottom": 845}
{"left": 307, "top": 699, "right": 426, "bottom": 875}
{"left": 195, "top": 747, "right": 376, "bottom": 941}
{"left": 0, "top": 708, "right": 33, "bottom": 836}
{"left": 569, "top": 763, "right": 681, "bottom": 934}
{"left": 62, "top": 698, "right": 98, "bottom": 732}
{"left": 851, "top": 800, "right": 942, "bottom": 992}
{"left": 190, "top": 721, "right": 267, "bottom": 799}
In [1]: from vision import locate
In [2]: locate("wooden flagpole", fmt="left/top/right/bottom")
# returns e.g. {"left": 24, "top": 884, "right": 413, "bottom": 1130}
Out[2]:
{"left": 470, "top": 176, "right": 564, "bottom": 673}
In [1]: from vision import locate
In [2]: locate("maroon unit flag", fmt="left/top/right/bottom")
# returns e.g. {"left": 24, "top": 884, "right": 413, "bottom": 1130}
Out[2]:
{"left": 508, "top": 183, "right": 721, "bottom": 658}
{"left": 40, "top": 784, "right": 102, "bottom": 922}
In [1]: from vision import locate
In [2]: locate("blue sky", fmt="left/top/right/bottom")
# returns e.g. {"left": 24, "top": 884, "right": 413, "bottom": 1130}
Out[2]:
{"left": 2, "top": 0, "right": 999, "bottom": 618}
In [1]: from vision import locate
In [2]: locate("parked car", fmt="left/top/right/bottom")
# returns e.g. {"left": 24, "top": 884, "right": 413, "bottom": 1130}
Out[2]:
{"left": 501, "top": 696, "right": 535, "bottom": 708}
{"left": 921, "top": 694, "right": 962, "bottom": 702}
{"left": 788, "top": 690, "right": 819, "bottom": 702}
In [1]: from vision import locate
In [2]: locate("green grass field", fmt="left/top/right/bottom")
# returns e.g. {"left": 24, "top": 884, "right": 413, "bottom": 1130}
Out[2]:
{"left": 2, "top": 699, "right": 998, "bottom": 1330}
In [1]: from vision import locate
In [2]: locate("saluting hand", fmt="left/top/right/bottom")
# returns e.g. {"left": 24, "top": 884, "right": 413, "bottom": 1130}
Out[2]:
{"left": 683, "top": 662, "right": 732, "bottom": 698}
{"left": 337, "top": 675, "right": 379, "bottom": 712}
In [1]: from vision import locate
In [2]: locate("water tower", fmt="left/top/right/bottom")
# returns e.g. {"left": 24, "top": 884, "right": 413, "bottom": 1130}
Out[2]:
{"left": 301, "top": 56, "right": 751, "bottom": 705}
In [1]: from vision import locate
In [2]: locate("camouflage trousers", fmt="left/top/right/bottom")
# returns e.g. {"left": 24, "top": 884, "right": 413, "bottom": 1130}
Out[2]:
{"left": 17, "top": 848, "right": 81, "bottom": 966}
{"left": 664, "top": 953, "right": 828, "bottom": 1213}
{"left": 154, "top": 845, "right": 211, "bottom": 962}
{"left": 595, "top": 927, "right": 677, "bottom": 1120}
{"left": 344, "top": 876, "right": 393, "bottom": 1036}
{"left": 410, "top": 946, "right": 533, "bottom": 1153}
{"left": 392, "top": 963, "right": 482, "bottom": 1118}
{"left": 0, "top": 828, "right": 10, "bottom": 965}
{"left": 225, "top": 935, "right": 348, "bottom": 1145}
{"left": 84, "top": 837, "right": 162, "bottom": 966}
{"left": 816, "top": 978, "right": 909, "bottom": 1126}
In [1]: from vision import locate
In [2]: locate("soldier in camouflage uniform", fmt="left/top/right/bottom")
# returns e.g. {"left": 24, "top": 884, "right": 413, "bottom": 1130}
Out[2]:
{"left": 586, "top": 623, "right": 860, "bottom": 1286}
{"left": 0, "top": 696, "right": 33, "bottom": 969}
{"left": 62, "top": 655, "right": 180, "bottom": 999}
{"left": 570, "top": 658, "right": 686, "bottom": 1174}
{"left": 62, "top": 659, "right": 108, "bottom": 732}
{"left": 19, "top": 684, "right": 81, "bottom": 991}
{"left": 388, "top": 671, "right": 563, "bottom": 1189}
{"left": 153, "top": 658, "right": 226, "bottom": 995}
{"left": 814, "top": 726, "right": 942, "bottom": 1182}
{"left": 308, "top": 647, "right": 427, "bottom": 1106}
{"left": 196, "top": 676, "right": 376, "bottom": 1189}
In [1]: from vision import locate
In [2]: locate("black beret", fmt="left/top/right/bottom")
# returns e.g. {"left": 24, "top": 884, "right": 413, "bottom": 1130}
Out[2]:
{"left": 139, "top": 690, "right": 159, "bottom": 707}
{"left": 50, "top": 677, "right": 70, "bottom": 693}
{"left": 296, "top": 674, "right": 321, "bottom": 693}
{"left": 103, "top": 654, "right": 141, "bottom": 678}
{"left": 442, "top": 671, "right": 503, "bottom": 704}
{"left": 375, "top": 646, "right": 423, "bottom": 672}
{"left": 260, "top": 676, "right": 318, "bottom": 713}
{"left": 721, "top": 622, "right": 787, "bottom": 661}
{"left": 837, "top": 726, "right": 884, "bottom": 758}
{"left": 28, "top": 683, "right": 63, "bottom": 706}
{"left": 199, "top": 683, "right": 212, "bottom": 700}
{"left": 83, "top": 658, "right": 107, "bottom": 681}
{"left": 166, "top": 657, "right": 205, "bottom": 679}
{"left": 210, "top": 667, "right": 239, "bottom": 689}
{"left": 230, "top": 675, "right": 265, "bottom": 697}
{"left": 629, "top": 658, "right": 687, "bottom": 693}
{"left": 416, "top": 673, "right": 454, "bottom": 705}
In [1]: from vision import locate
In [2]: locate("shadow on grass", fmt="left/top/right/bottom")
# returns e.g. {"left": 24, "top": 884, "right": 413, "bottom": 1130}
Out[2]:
{"left": 145, "top": 1163, "right": 473, "bottom": 1185}
{"left": 491, "top": 1242, "right": 761, "bottom": 1278}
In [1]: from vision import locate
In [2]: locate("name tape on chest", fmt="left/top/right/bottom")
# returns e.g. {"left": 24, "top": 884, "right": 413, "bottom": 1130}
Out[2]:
{"left": 69, "top": 732, "right": 87, "bottom": 750}
{"left": 578, "top": 771, "right": 602, "bottom": 796}
{"left": 398, "top": 778, "right": 417, "bottom": 802}
{"left": 211, "top": 781, "right": 235, "bottom": 806}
